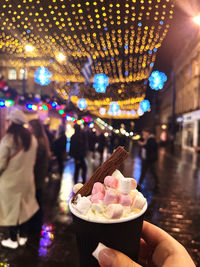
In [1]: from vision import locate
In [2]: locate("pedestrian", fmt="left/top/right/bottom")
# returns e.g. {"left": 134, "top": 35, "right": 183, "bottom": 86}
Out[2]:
{"left": 29, "top": 119, "right": 50, "bottom": 230}
{"left": 88, "top": 128, "right": 97, "bottom": 159}
{"left": 0, "top": 109, "right": 39, "bottom": 249}
{"left": 97, "top": 132, "right": 106, "bottom": 163}
{"left": 70, "top": 124, "right": 87, "bottom": 184}
{"left": 93, "top": 221, "right": 195, "bottom": 267}
{"left": 54, "top": 125, "right": 67, "bottom": 177}
{"left": 138, "top": 128, "right": 159, "bottom": 191}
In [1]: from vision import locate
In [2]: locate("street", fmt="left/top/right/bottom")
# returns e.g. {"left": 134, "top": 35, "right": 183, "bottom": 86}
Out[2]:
{"left": 0, "top": 146, "right": 200, "bottom": 266}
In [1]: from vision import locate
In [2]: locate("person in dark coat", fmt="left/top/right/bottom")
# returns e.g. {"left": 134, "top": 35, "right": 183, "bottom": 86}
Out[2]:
{"left": 70, "top": 125, "right": 87, "bottom": 184}
{"left": 138, "top": 128, "right": 159, "bottom": 190}
{"left": 54, "top": 125, "right": 67, "bottom": 177}
{"left": 97, "top": 132, "right": 106, "bottom": 163}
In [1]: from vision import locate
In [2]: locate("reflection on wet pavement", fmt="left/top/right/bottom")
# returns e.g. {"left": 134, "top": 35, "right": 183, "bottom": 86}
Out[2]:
{"left": 0, "top": 146, "right": 200, "bottom": 266}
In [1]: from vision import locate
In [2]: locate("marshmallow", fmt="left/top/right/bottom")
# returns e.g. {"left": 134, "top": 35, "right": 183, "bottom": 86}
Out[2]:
{"left": 130, "top": 179, "right": 137, "bottom": 190}
{"left": 104, "top": 190, "right": 117, "bottom": 205}
{"left": 106, "top": 204, "right": 123, "bottom": 219}
{"left": 130, "top": 189, "right": 139, "bottom": 198}
{"left": 118, "top": 194, "right": 132, "bottom": 206}
{"left": 92, "top": 182, "right": 105, "bottom": 195}
{"left": 104, "top": 176, "right": 118, "bottom": 189}
{"left": 91, "top": 192, "right": 105, "bottom": 203}
{"left": 132, "top": 195, "right": 146, "bottom": 210}
{"left": 118, "top": 177, "right": 135, "bottom": 194}
{"left": 112, "top": 169, "right": 124, "bottom": 179}
{"left": 75, "top": 196, "right": 91, "bottom": 214}
{"left": 73, "top": 183, "right": 83, "bottom": 194}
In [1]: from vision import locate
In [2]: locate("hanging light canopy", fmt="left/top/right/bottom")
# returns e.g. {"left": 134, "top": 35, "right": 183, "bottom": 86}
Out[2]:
{"left": 0, "top": 0, "right": 174, "bottom": 118}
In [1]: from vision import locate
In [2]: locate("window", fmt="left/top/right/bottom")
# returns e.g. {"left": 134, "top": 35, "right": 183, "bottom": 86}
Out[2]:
{"left": 19, "top": 69, "right": 27, "bottom": 80}
{"left": 8, "top": 69, "right": 17, "bottom": 80}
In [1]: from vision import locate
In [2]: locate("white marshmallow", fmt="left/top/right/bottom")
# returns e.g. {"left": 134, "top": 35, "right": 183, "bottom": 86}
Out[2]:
{"left": 105, "top": 204, "right": 123, "bottom": 219}
{"left": 75, "top": 196, "right": 91, "bottom": 215}
{"left": 111, "top": 169, "right": 124, "bottom": 179}
{"left": 73, "top": 183, "right": 83, "bottom": 194}
{"left": 118, "top": 177, "right": 134, "bottom": 194}
{"left": 132, "top": 195, "right": 146, "bottom": 210}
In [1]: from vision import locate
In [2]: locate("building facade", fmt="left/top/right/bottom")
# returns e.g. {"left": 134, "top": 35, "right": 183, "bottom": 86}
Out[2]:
{"left": 159, "top": 34, "right": 200, "bottom": 150}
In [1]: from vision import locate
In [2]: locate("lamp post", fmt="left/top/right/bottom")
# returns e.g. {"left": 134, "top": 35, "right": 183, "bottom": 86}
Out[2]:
{"left": 23, "top": 45, "right": 34, "bottom": 94}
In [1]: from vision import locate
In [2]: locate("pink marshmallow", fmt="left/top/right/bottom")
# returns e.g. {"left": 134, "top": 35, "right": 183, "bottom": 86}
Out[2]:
{"left": 104, "top": 190, "right": 117, "bottom": 205}
{"left": 91, "top": 192, "right": 105, "bottom": 203}
{"left": 104, "top": 176, "right": 118, "bottom": 189}
{"left": 92, "top": 182, "right": 105, "bottom": 195}
{"left": 118, "top": 194, "right": 132, "bottom": 206}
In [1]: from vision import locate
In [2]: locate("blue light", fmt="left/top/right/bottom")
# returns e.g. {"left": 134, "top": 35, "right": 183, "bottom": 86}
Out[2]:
{"left": 26, "top": 104, "right": 33, "bottom": 110}
{"left": 140, "top": 100, "right": 150, "bottom": 112}
{"left": 51, "top": 102, "right": 57, "bottom": 108}
{"left": 124, "top": 45, "right": 128, "bottom": 50}
{"left": 93, "top": 73, "right": 109, "bottom": 93}
{"left": 104, "top": 27, "right": 108, "bottom": 31}
{"left": 160, "top": 21, "right": 163, "bottom": 25}
{"left": 109, "top": 102, "right": 120, "bottom": 114}
{"left": 77, "top": 98, "right": 87, "bottom": 110}
{"left": 138, "top": 22, "right": 142, "bottom": 27}
{"left": 149, "top": 71, "right": 167, "bottom": 90}
{"left": 153, "top": 48, "right": 157, "bottom": 52}
{"left": 149, "top": 50, "right": 152, "bottom": 54}
{"left": 125, "top": 71, "right": 129, "bottom": 76}
{"left": 150, "top": 63, "right": 154, "bottom": 67}
{"left": 27, "top": 29, "right": 31, "bottom": 33}
{"left": 103, "top": 47, "right": 107, "bottom": 51}
{"left": 0, "top": 100, "right": 5, "bottom": 107}
{"left": 34, "top": 67, "right": 52, "bottom": 86}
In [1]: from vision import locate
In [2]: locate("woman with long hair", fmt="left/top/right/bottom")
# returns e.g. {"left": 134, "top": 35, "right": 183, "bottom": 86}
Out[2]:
{"left": 0, "top": 109, "right": 39, "bottom": 249}
{"left": 29, "top": 119, "right": 50, "bottom": 230}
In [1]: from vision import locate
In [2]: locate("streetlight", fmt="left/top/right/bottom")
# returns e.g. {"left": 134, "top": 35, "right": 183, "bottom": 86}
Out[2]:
{"left": 56, "top": 52, "right": 66, "bottom": 62}
{"left": 193, "top": 14, "right": 200, "bottom": 26}
{"left": 23, "top": 44, "right": 35, "bottom": 94}
{"left": 25, "top": 44, "right": 35, "bottom": 53}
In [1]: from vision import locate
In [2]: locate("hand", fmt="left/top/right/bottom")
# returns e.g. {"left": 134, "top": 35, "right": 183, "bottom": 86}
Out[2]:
{"left": 93, "top": 221, "right": 195, "bottom": 267}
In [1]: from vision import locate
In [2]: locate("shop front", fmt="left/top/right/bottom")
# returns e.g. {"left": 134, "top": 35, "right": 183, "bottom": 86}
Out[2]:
{"left": 182, "top": 110, "right": 200, "bottom": 151}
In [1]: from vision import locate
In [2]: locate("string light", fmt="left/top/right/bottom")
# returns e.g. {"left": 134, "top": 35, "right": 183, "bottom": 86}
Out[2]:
{"left": 0, "top": 1, "right": 174, "bottom": 111}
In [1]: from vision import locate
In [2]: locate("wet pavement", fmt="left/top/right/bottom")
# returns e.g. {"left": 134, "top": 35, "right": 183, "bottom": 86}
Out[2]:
{"left": 0, "top": 145, "right": 200, "bottom": 266}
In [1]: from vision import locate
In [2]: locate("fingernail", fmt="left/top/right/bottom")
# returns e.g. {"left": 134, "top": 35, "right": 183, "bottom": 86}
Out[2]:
{"left": 92, "top": 243, "right": 116, "bottom": 267}
{"left": 92, "top": 242, "right": 108, "bottom": 260}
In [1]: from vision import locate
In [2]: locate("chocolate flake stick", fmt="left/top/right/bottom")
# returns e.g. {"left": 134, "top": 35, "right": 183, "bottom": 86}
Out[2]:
{"left": 72, "top": 146, "right": 129, "bottom": 203}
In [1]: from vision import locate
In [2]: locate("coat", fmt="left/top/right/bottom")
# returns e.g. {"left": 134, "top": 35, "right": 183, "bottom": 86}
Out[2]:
{"left": 0, "top": 134, "right": 39, "bottom": 226}
{"left": 34, "top": 142, "right": 49, "bottom": 190}
{"left": 141, "top": 135, "right": 158, "bottom": 163}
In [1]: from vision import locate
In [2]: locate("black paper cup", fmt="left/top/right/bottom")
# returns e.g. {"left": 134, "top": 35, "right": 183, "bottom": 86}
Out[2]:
{"left": 69, "top": 200, "right": 147, "bottom": 267}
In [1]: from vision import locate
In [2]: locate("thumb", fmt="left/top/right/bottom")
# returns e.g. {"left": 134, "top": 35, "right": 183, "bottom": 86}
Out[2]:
{"left": 92, "top": 242, "right": 142, "bottom": 267}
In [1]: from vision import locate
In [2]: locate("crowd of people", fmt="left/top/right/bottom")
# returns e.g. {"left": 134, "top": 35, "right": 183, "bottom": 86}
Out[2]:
{"left": 0, "top": 109, "right": 68, "bottom": 249}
